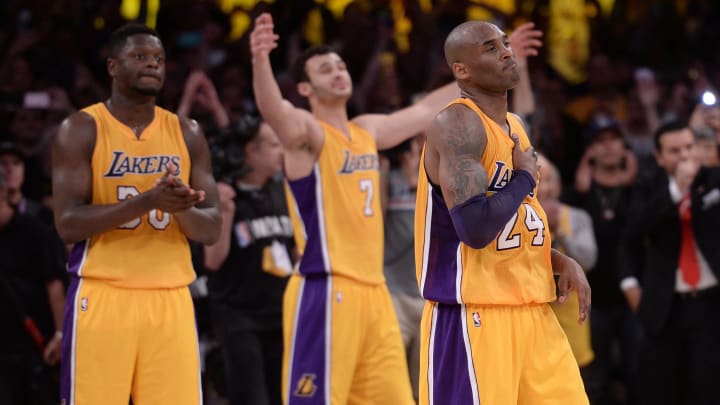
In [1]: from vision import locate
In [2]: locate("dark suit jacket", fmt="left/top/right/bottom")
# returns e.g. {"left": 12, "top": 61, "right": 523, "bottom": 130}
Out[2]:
{"left": 618, "top": 166, "right": 720, "bottom": 335}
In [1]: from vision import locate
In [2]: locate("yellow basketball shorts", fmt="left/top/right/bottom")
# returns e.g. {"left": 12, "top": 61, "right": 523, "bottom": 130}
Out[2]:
{"left": 60, "top": 277, "right": 202, "bottom": 405}
{"left": 419, "top": 301, "right": 588, "bottom": 405}
{"left": 282, "top": 274, "right": 415, "bottom": 405}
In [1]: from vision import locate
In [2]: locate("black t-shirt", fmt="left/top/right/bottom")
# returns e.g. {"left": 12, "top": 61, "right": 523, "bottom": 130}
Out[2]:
{"left": 207, "top": 178, "right": 294, "bottom": 331}
{"left": 581, "top": 183, "right": 633, "bottom": 308}
{"left": 0, "top": 211, "right": 63, "bottom": 352}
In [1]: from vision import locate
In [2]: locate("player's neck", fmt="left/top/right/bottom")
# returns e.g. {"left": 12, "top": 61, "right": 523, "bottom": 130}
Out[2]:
{"left": 106, "top": 93, "right": 156, "bottom": 127}
{"left": 461, "top": 89, "right": 508, "bottom": 129}
{"left": 311, "top": 102, "right": 350, "bottom": 137}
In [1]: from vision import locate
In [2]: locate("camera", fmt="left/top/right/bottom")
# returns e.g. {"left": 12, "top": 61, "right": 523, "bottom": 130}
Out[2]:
{"left": 208, "top": 115, "right": 261, "bottom": 183}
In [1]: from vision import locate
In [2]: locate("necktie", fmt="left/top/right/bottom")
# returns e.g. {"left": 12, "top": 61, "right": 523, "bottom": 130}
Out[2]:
{"left": 678, "top": 194, "right": 700, "bottom": 288}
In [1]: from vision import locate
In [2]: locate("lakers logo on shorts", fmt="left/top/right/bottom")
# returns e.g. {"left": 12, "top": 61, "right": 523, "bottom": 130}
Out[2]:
{"left": 294, "top": 373, "right": 318, "bottom": 397}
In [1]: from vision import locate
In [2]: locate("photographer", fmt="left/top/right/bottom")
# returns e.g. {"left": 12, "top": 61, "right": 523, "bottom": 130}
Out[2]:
{"left": 203, "top": 117, "right": 294, "bottom": 405}
{"left": 0, "top": 166, "right": 65, "bottom": 405}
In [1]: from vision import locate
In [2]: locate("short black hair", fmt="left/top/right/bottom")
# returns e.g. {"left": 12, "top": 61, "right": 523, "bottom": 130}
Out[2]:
{"left": 108, "top": 22, "right": 161, "bottom": 57}
{"left": 654, "top": 121, "right": 689, "bottom": 151}
{"left": 292, "top": 45, "right": 335, "bottom": 83}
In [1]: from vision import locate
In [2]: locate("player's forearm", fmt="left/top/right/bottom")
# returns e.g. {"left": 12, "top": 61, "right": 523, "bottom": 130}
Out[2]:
{"left": 252, "top": 54, "right": 286, "bottom": 122}
{"left": 55, "top": 195, "right": 155, "bottom": 243}
{"left": 203, "top": 212, "right": 233, "bottom": 270}
{"left": 174, "top": 206, "right": 222, "bottom": 245}
{"left": 450, "top": 170, "right": 536, "bottom": 249}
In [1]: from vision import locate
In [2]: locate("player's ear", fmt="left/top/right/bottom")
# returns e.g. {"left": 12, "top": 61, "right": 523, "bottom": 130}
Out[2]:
{"left": 107, "top": 57, "right": 118, "bottom": 78}
{"left": 297, "top": 82, "right": 312, "bottom": 97}
{"left": 452, "top": 62, "right": 470, "bottom": 81}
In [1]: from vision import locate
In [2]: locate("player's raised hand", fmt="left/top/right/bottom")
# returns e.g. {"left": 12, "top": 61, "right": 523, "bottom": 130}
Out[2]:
{"left": 511, "top": 133, "right": 538, "bottom": 183}
{"left": 509, "top": 22, "right": 543, "bottom": 61}
{"left": 250, "top": 13, "right": 279, "bottom": 59}
{"left": 553, "top": 251, "right": 592, "bottom": 324}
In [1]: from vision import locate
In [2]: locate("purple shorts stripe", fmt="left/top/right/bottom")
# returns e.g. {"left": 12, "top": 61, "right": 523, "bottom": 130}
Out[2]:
{"left": 60, "top": 276, "right": 82, "bottom": 404}
{"left": 288, "top": 277, "right": 330, "bottom": 404}
{"left": 431, "top": 304, "right": 476, "bottom": 404}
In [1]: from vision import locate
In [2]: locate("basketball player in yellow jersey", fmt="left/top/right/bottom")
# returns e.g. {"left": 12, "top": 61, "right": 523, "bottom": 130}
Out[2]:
{"left": 416, "top": 21, "right": 591, "bottom": 404}
{"left": 51, "top": 23, "right": 221, "bottom": 405}
{"left": 250, "top": 12, "right": 461, "bottom": 405}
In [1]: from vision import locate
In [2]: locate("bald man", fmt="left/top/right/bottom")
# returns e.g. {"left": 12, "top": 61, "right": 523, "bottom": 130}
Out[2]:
{"left": 414, "top": 21, "right": 590, "bottom": 404}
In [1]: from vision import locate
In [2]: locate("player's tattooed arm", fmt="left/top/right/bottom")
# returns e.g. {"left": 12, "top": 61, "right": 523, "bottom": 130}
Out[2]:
{"left": 429, "top": 104, "right": 489, "bottom": 209}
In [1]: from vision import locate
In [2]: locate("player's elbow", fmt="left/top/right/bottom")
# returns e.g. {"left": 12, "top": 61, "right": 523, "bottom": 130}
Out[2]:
{"left": 55, "top": 217, "right": 85, "bottom": 244}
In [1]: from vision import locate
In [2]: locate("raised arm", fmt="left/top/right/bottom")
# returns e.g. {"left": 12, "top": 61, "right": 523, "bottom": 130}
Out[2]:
{"left": 177, "top": 70, "right": 230, "bottom": 130}
{"left": 426, "top": 104, "right": 538, "bottom": 249}
{"left": 250, "top": 13, "right": 320, "bottom": 153}
{"left": 508, "top": 22, "right": 543, "bottom": 119}
{"left": 173, "top": 117, "right": 221, "bottom": 245}
{"left": 354, "top": 81, "right": 459, "bottom": 150}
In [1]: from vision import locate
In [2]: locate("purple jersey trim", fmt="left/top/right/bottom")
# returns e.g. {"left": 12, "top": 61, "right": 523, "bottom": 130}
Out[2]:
{"left": 422, "top": 187, "right": 462, "bottom": 303}
{"left": 288, "top": 168, "right": 329, "bottom": 276}
{"left": 67, "top": 240, "right": 88, "bottom": 275}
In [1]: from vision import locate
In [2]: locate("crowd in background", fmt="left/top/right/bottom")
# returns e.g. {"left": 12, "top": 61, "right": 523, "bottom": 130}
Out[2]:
{"left": 2, "top": 0, "right": 720, "bottom": 404}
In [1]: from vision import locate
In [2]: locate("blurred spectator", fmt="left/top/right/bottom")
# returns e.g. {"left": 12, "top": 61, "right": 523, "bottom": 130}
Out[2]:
{"left": 203, "top": 118, "right": 293, "bottom": 405}
{"left": 618, "top": 122, "right": 720, "bottom": 405}
{"left": 571, "top": 118, "right": 640, "bottom": 405}
{"left": 625, "top": 67, "right": 661, "bottom": 179}
{"left": 178, "top": 70, "right": 231, "bottom": 132}
{"left": 8, "top": 105, "right": 57, "bottom": 203}
{"left": 379, "top": 134, "right": 423, "bottom": 401}
{"left": 0, "top": 166, "right": 66, "bottom": 405}
{"left": 537, "top": 154, "right": 597, "bottom": 385}
{"left": 0, "top": 141, "right": 48, "bottom": 220}
{"left": 692, "top": 126, "right": 719, "bottom": 168}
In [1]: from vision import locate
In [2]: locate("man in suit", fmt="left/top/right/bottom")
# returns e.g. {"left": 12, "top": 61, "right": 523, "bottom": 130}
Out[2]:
{"left": 619, "top": 121, "right": 720, "bottom": 405}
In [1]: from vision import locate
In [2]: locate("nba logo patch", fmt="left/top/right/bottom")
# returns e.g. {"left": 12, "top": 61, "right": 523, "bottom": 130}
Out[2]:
{"left": 234, "top": 222, "right": 253, "bottom": 248}
{"left": 472, "top": 312, "right": 481, "bottom": 327}
{"left": 81, "top": 297, "right": 88, "bottom": 312}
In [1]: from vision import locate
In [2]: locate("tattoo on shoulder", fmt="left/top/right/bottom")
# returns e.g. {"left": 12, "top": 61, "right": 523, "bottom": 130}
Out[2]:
{"left": 442, "top": 109, "right": 488, "bottom": 205}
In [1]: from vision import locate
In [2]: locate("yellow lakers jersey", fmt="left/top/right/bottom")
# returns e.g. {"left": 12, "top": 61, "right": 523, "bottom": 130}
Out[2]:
{"left": 66, "top": 103, "right": 195, "bottom": 288}
{"left": 414, "top": 98, "right": 555, "bottom": 305}
{"left": 286, "top": 121, "right": 384, "bottom": 284}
